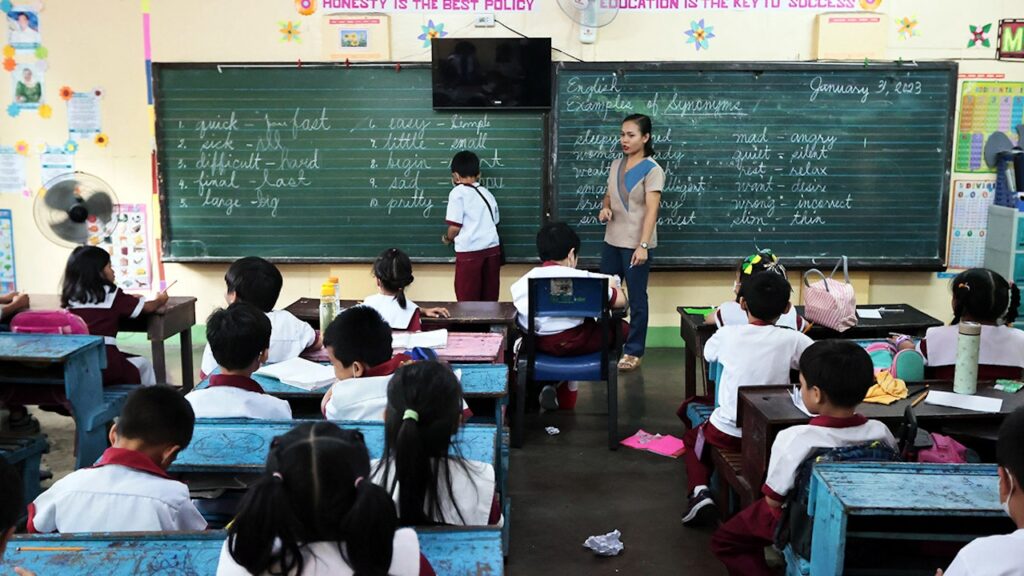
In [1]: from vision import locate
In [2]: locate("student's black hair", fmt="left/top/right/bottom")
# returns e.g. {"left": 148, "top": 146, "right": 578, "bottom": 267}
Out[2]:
{"left": 622, "top": 113, "right": 655, "bottom": 157}
{"left": 998, "top": 406, "right": 1024, "bottom": 484}
{"left": 799, "top": 340, "right": 874, "bottom": 408}
{"left": 323, "top": 306, "right": 393, "bottom": 369}
{"left": 0, "top": 456, "right": 23, "bottom": 535}
{"left": 739, "top": 271, "right": 791, "bottom": 323}
{"left": 227, "top": 422, "right": 398, "bottom": 576}
{"left": 950, "top": 268, "right": 1021, "bottom": 325}
{"left": 60, "top": 246, "right": 115, "bottom": 307}
{"left": 224, "top": 256, "right": 283, "bottom": 312}
{"left": 375, "top": 361, "right": 470, "bottom": 526}
{"left": 536, "top": 222, "right": 580, "bottom": 262}
{"left": 117, "top": 385, "right": 195, "bottom": 449}
{"left": 207, "top": 302, "right": 272, "bottom": 371}
{"left": 450, "top": 150, "right": 480, "bottom": 178}
{"left": 373, "top": 248, "right": 415, "bottom": 309}
{"left": 733, "top": 249, "right": 787, "bottom": 303}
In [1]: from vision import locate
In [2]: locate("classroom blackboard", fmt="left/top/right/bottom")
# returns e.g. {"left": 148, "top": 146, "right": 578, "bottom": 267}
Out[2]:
{"left": 154, "top": 64, "right": 544, "bottom": 262}
{"left": 552, "top": 62, "right": 958, "bottom": 269}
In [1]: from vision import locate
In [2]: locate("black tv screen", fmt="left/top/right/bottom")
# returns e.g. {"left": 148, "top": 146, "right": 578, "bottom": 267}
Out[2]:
{"left": 432, "top": 37, "right": 551, "bottom": 109}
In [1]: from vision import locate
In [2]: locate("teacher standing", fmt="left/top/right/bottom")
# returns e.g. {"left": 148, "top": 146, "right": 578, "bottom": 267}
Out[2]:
{"left": 598, "top": 114, "right": 663, "bottom": 372}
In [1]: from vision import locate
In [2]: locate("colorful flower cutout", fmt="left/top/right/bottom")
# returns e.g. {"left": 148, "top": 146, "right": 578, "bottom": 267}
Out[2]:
{"left": 969, "top": 23, "right": 992, "bottom": 48}
{"left": 417, "top": 20, "right": 447, "bottom": 48}
{"left": 0, "top": 0, "right": 12, "bottom": 13}
{"left": 34, "top": 45, "right": 47, "bottom": 59}
{"left": 6, "top": 103, "right": 19, "bottom": 117}
{"left": 63, "top": 139, "right": 78, "bottom": 154}
{"left": 858, "top": 0, "right": 882, "bottom": 10}
{"left": 92, "top": 87, "right": 104, "bottom": 99}
{"left": 2, "top": 57, "right": 14, "bottom": 72}
{"left": 685, "top": 19, "right": 715, "bottom": 51}
{"left": 896, "top": 16, "right": 918, "bottom": 40}
{"left": 38, "top": 104, "right": 51, "bottom": 118}
{"left": 295, "top": 0, "right": 315, "bottom": 16}
{"left": 94, "top": 133, "right": 109, "bottom": 148}
{"left": 59, "top": 86, "right": 73, "bottom": 100}
{"left": 14, "top": 141, "right": 29, "bottom": 155}
{"left": 1, "top": 45, "right": 13, "bottom": 58}
{"left": 279, "top": 21, "right": 301, "bottom": 43}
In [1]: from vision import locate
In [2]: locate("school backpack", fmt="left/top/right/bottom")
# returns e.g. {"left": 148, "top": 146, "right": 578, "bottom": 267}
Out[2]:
{"left": 863, "top": 341, "right": 926, "bottom": 382}
{"left": 10, "top": 309, "right": 89, "bottom": 335}
{"left": 774, "top": 441, "right": 901, "bottom": 560}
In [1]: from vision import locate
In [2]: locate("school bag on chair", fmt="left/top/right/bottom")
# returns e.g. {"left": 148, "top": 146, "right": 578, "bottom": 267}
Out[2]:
{"left": 802, "top": 256, "right": 858, "bottom": 332}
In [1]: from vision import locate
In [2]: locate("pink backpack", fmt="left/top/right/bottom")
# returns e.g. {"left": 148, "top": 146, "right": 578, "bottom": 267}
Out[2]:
{"left": 11, "top": 310, "right": 90, "bottom": 335}
{"left": 802, "top": 256, "right": 858, "bottom": 332}
{"left": 916, "top": 433, "right": 970, "bottom": 464}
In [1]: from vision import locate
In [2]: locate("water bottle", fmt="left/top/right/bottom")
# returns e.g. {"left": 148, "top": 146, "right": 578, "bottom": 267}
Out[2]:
{"left": 319, "top": 283, "right": 337, "bottom": 331}
{"left": 328, "top": 275, "right": 344, "bottom": 315}
{"left": 954, "top": 321, "right": 981, "bottom": 395}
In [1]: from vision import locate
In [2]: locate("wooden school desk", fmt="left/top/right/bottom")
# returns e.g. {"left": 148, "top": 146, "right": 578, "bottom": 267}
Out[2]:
{"left": 6, "top": 527, "right": 504, "bottom": 576}
{"left": 736, "top": 381, "right": 1024, "bottom": 493}
{"left": 30, "top": 294, "right": 198, "bottom": 392}
{"left": 677, "top": 304, "right": 943, "bottom": 399}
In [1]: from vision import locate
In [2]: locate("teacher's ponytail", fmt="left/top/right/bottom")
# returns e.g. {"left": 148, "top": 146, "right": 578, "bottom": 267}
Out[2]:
{"left": 623, "top": 113, "right": 655, "bottom": 158}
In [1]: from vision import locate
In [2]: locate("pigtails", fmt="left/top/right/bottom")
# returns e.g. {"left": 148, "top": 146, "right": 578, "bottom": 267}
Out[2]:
{"left": 951, "top": 277, "right": 971, "bottom": 325}
{"left": 374, "top": 248, "right": 414, "bottom": 310}
{"left": 1007, "top": 283, "right": 1020, "bottom": 324}
{"left": 339, "top": 478, "right": 398, "bottom": 576}
{"left": 227, "top": 473, "right": 305, "bottom": 575}
{"left": 393, "top": 414, "right": 433, "bottom": 525}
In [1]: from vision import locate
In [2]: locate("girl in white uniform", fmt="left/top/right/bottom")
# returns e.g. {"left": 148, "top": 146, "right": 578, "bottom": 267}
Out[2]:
{"left": 705, "top": 249, "right": 810, "bottom": 333}
{"left": 361, "top": 248, "right": 450, "bottom": 331}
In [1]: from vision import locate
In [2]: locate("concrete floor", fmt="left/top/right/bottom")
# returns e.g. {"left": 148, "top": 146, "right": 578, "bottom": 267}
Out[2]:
{"left": 29, "top": 341, "right": 726, "bottom": 576}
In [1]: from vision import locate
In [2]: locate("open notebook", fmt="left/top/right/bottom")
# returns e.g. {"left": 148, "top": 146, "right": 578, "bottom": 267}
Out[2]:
{"left": 392, "top": 329, "right": 449, "bottom": 350}
{"left": 255, "top": 357, "right": 336, "bottom": 391}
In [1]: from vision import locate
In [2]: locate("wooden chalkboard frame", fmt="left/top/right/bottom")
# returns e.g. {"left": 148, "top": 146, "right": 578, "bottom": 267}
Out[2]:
{"left": 549, "top": 61, "right": 958, "bottom": 270}
{"left": 153, "top": 62, "right": 550, "bottom": 263}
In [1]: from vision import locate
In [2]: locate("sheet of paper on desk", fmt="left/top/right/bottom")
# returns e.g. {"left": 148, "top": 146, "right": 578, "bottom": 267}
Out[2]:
{"left": 255, "top": 357, "right": 336, "bottom": 390}
{"left": 924, "top": 390, "right": 1003, "bottom": 413}
{"left": 392, "top": 329, "right": 448, "bottom": 349}
{"left": 857, "top": 308, "right": 883, "bottom": 319}
{"left": 791, "top": 386, "right": 816, "bottom": 417}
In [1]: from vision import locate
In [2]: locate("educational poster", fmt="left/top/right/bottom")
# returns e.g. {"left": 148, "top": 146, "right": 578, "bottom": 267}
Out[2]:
{"left": 321, "top": 13, "right": 390, "bottom": 60}
{"left": 955, "top": 82, "right": 1024, "bottom": 173}
{"left": 87, "top": 204, "right": 152, "bottom": 291}
{"left": 66, "top": 91, "right": 102, "bottom": 138}
{"left": 9, "top": 58, "right": 44, "bottom": 112}
{"left": 39, "top": 146, "right": 73, "bottom": 188}
{"left": 997, "top": 19, "right": 1024, "bottom": 60}
{"left": 947, "top": 180, "right": 996, "bottom": 273}
{"left": 0, "top": 146, "right": 27, "bottom": 195}
{"left": 0, "top": 210, "right": 15, "bottom": 293}
{"left": 5, "top": 8, "right": 40, "bottom": 51}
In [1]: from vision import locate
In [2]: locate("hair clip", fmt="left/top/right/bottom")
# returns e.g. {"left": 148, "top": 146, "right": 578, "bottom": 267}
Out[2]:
{"left": 403, "top": 409, "right": 419, "bottom": 422}
{"left": 957, "top": 282, "right": 970, "bottom": 291}
{"left": 354, "top": 476, "right": 364, "bottom": 488}
{"left": 272, "top": 471, "right": 284, "bottom": 481}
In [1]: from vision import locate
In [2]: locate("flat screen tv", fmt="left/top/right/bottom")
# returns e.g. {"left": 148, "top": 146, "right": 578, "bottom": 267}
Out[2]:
{"left": 432, "top": 37, "right": 551, "bottom": 109}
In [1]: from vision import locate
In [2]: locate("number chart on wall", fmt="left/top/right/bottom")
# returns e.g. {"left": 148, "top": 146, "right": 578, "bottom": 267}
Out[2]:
{"left": 154, "top": 65, "right": 544, "bottom": 261}
{"left": 553, "top": 63, "right": 957, "bottom": 268}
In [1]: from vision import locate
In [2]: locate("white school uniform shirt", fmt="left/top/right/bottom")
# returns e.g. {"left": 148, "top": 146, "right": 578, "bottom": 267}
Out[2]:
{"left": 371, "top": 458, "right": 496, "bottom": 526}
{"left": 943, "top": 529, "right": 1024, "bottom": 576}
{"left": 713, "top": 300, "right": 808, "bottom": 332}
{"left": 215, "top": 527, "right": 422, "bottom": 576}
{"left": 510, "top": 264, "right": 622, "bottom": 335}
{"left": 185, "top": 374, "right": 292, "bottom": 420}
{"left": 28, "top": 447, "right": 207, "bottom": 533}
{"left": 445, "top": 183, "right": 500, "bottom": 253}
{"left": 705, "top": 323, "right": 814, "bottom": 438}
{"left": 323, "top": 375, "right": 391, "bottom": 421}
{"left": 361, "top": 293, "right": 418, "bottom": 331}
{"left": 918, "top": 324, "right": 1024, "bottom": 368}
{"left": 762, "top": 415, "right": 897, "bottom": 500}
{"left": 201, "top": 309, "right": 316, "bottom": 376}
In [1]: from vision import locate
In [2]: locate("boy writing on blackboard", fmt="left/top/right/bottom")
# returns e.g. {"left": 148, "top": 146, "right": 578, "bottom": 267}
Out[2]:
{"left": 442, "top": 150, "right": 502, "bottom": 302}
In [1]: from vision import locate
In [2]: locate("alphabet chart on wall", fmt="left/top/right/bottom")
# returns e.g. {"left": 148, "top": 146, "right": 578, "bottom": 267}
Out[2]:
{"left": 955, "top": 82, "right": 1024, "bottom": 173}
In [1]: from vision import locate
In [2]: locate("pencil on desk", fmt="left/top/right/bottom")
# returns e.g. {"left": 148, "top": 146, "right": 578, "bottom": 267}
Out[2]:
{"left": 911, "top": 390, "right": 929, "bottom": 407}
{"left": 16, "top": 546, "right": 86, "bottom": 552}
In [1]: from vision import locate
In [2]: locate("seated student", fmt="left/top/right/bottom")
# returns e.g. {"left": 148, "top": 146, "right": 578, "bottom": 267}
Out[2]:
{"left": 217, "top": 422, "right": 434, "bottom": 576}
{"left": 362, "top": 247, "right": 450, "bottom": 331}
{"left": 895, "top": 268, "right": 1024, "bottom": 380}
{"left": 510, "top": 222, "right": 628, "bottom": 410}
{"left": 28, "top": 386, "right": 206, "bottom": 533}
{"left": 185, "top": 303, "right": 291, "bottom": 419}
{"left": 710, "top": 340, "right": 897, "bottom": 576}
{"left": 682, "top": 272, "right": 813, "bottom": 526}
{"left": 200, "top": 256, "right": 318, "bottom": 378}
{"left": 372, "top": 361, "right": 498, "bottom": 526}
{"left": 1, "top": 457, "right": 36, "bottom": 576}
{"left": 0, "top": 291, "right": 29, "bottom": 326}
{"left": 704, "top": 249, "right": 810, "bottom": 333}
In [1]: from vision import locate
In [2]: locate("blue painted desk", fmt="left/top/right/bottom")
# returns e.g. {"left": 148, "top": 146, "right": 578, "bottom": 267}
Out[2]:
{"left": 0, "top": 333, "right": 127, "bottom": 468}
{"left": 4, "top": 526, "right": 503, "bottom": 575}
{"left": 0, "top": 434, "right": 49, "bottom": 505}
{"left": 807, "top": 462, "right": 1012, "bottom": 576}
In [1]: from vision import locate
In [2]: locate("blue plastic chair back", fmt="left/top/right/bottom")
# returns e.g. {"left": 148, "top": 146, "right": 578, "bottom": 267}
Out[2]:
{"left": 529, "top": 276, "right": 607, "bottom": 319}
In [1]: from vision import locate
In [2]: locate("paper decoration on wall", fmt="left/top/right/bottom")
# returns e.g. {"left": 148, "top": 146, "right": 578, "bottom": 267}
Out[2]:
{"left": 954, "top": 82, "right": 1024, "bottom": 173}
{"left": 65, "top": 90, "right": 102, "bottom": 138}
{"left": 5, "top": 8, "right": 40, "bottom": 52}
{"left": 0, "top": 146, "right": 26, "bottom": 194}
{"left": 0, "top": 209, "right": 15, "bottom": 293}
{"left": 7, "top": 57, "right": 44, "bottom": 116}
{"left": 295, "top": 0, "right": 315, "bottom": 16}
{"left": 417, "top": 19, "right": 446, "bottom": 48}
{"left": 40, "top": 145, "right": 73, "bottom": 188}
{"left": 87, "top": 204, "right": 152, "bottom": 291}
{"left": 997, "top": 19, "right": 1024, "bottom": 61}
{"left": 322, "top": 13, "right": 390, "bottom": 61}
{"left": 684, "top": 19, "right": 714, "bottom": 52}
{"left": 858, "top": 0, "right": 881, "bottom": 10}
{"left": 279, "top": 20, "right": 301, "bottom": 42}
{"left": 896, "top": 16, "right": 918, "bottom": 40}
{"left": 948, "top": 180, "right": 995, "bottom": 272}
{"left": 13, "top": 139, "right": 27, "bottom": 155}
{"left": 968, "top": 23, "right": 992, "bottom": 48}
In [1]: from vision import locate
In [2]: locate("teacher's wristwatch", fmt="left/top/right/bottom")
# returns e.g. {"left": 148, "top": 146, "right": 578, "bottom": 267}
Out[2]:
{"left": 640, "top": 242, "right": 649, "bottom": 249}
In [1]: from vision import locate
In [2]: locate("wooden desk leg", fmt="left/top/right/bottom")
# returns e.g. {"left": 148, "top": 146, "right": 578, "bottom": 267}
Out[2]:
{"left": 151, "top": 339, "right": 167, "bottom": 386}
{"left": 684, "top": 345, "right": 696, "bottom": 399}
{"left": 180, "top": 328, "right": 194, "bottom": 393}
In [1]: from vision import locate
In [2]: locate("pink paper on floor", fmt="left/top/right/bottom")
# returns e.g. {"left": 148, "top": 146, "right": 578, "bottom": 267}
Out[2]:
{"left": 620, "top": 429, "right": 686, "bottom": 458}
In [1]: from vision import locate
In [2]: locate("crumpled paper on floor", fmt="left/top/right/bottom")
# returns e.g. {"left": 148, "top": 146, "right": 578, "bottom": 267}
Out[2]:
{"left": 545, "top": 426, "right": 560, "bottom": 436}
{"left": 584, "top": 529, "right": 624, "bottom": 557}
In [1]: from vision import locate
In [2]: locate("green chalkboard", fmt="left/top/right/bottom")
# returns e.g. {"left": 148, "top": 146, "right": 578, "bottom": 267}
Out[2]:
{"left": 154, "top": 64, "right": 544, "bottom": 262}
{"left": 552, "top": 62, "right": 957, "bottom": 269}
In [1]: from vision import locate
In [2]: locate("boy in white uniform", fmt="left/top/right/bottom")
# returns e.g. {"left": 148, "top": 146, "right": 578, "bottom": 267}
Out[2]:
{"left": 711, "top": 340, "right": 896, "bottom": 576}
{"left": 186, "top": 303, "right": 291, "bottom": 419}
{"left": 941, "top": 406, "right": 1024, "bottom": 576}
{"left": 200, "top": 256, "right": 317, "bottom": 378}
{"left": 28, "top": 386, "right": 207, "bottom": 533}
{"left": 443, "top": 150, "right": 502, "bottom": 302}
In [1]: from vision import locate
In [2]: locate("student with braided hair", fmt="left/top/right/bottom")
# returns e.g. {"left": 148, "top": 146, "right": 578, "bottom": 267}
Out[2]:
{"left": 362, "top": 248, "right": 450, "bottom": 332}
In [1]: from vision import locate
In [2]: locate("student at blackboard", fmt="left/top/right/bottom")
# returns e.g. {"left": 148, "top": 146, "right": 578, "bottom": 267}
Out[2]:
{"left": 939, "top": 406, "right": 1024, "bottom": 576}
{"left": 894, "top": 268, "right": 1024, "bottom": 380}
{"left": 442, "top": 150, "right": 502, "bottom": 302}
{"left": 598, "top": 114, "right": 663, "bottom": 372}
{"left": 199, "top": 256, "right": 318, "bottom": 379}
{"left": 704, "top": 249, "right": 811, "bottom": 333}
{"left": 362, "top": 248, "right": 450, "bottom": 331}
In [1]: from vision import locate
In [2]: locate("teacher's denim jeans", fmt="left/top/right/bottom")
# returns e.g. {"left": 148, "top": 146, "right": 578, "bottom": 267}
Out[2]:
{"left": 600, "top": 243, "right": 649, "bottom": 357}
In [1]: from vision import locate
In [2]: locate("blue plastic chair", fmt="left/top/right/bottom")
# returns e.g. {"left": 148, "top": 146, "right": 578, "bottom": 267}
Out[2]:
{"left": 513, "top": 276, "right": 622, "bottom": 450}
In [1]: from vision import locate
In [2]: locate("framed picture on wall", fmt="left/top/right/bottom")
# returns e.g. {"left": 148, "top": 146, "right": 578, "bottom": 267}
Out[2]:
{"left": 321, "top": 13, "right": 390, "bottom": 61}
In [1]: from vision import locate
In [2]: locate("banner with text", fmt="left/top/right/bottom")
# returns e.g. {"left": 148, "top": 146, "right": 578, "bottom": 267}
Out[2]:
{"left": 318, "top": 0, "right": 876, "bottom": 12}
